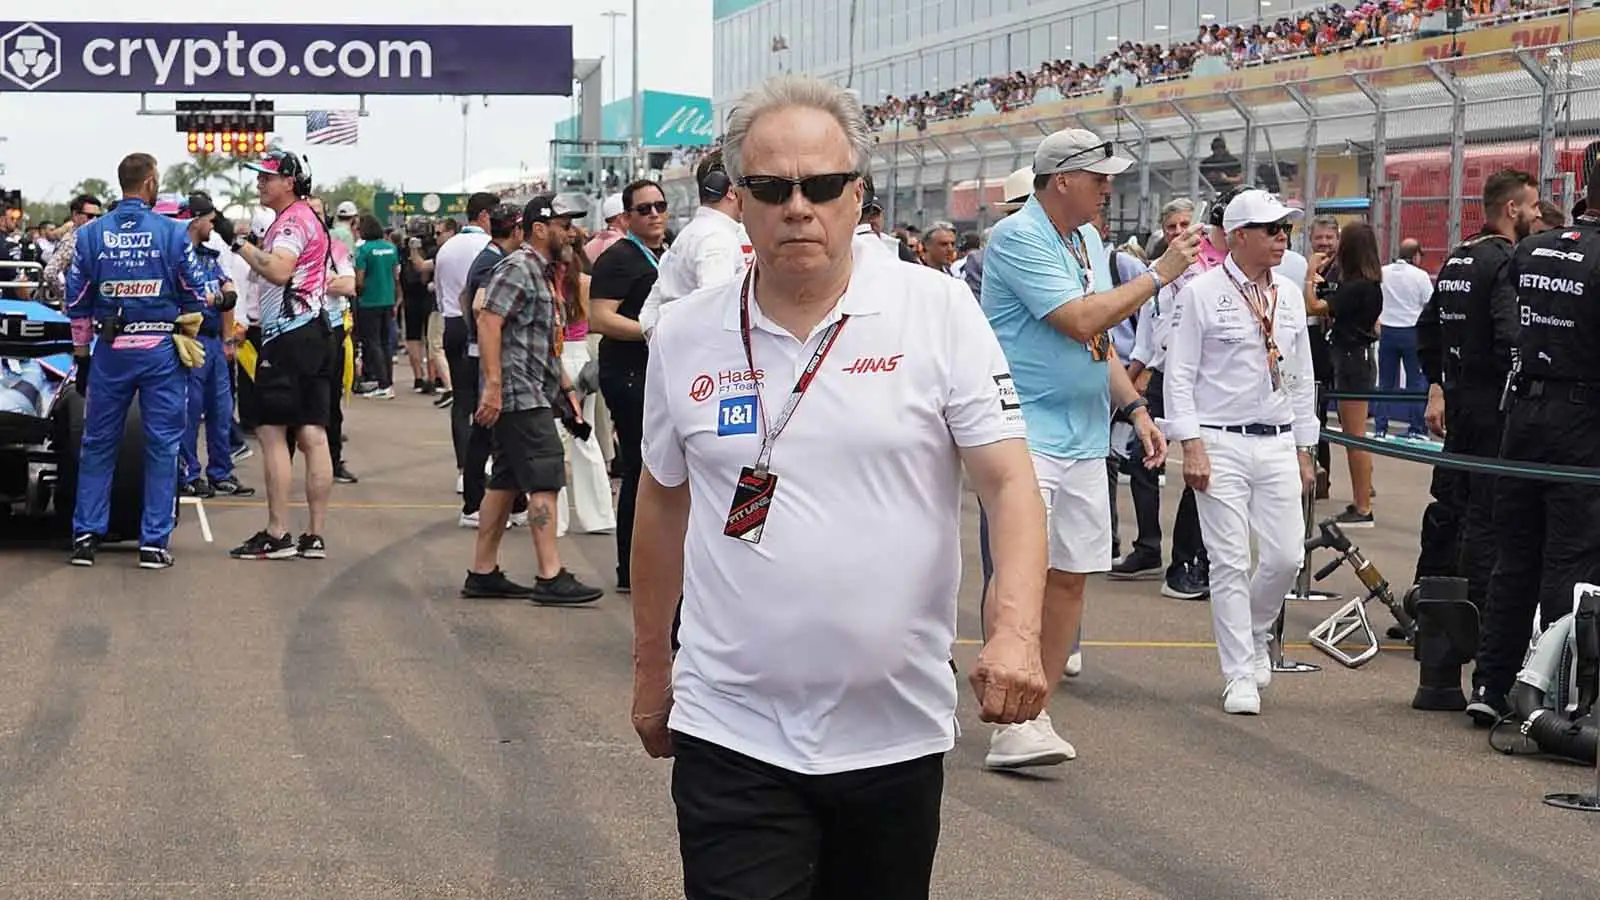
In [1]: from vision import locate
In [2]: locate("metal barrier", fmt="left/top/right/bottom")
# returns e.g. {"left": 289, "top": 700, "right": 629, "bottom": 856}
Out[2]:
{"left": 847, "top": 14, "right": 1600, "bottom": 251}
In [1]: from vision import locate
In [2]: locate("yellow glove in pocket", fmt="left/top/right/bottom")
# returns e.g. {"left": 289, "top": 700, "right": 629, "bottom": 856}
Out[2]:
{"left": 174, "top": 333, "right": 207, "bottom": 369}
{"left": 174, "top": 312, "right": 206, "bottom": 368}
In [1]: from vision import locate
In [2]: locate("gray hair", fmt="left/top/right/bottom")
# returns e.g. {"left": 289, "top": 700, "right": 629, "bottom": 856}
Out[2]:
{"left": 722, "top": 74, "right": 873, "bottom": 184}
{"left": 1311, "top": 215, "right": 1341, "bottom": 233}
{"left": 1159, "top": 198, "right": 1195, "bottom": 225}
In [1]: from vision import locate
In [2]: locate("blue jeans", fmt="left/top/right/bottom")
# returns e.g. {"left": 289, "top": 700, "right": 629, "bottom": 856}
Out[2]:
{"left": 1374, "top": 325, "right": 1426, "bottom": 436}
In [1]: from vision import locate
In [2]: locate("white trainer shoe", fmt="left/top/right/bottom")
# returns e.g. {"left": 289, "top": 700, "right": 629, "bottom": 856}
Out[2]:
{"left": 1223, "top": 676, "right": 1261, "bottom": 715}
{"left": 1253, "top": 638, "right": 1273, "bottom": 690}
{"left": 458, "top": 511, "right": 480, "bottom": 529}
{"left": 508, "top": 511, "right": 529, "bottom": 528}
{"left": 1064, "top": 650, "right": 1083, "bottom": 678}
{"left": 984, "top": 710, "right": 1078, "bottom": 769}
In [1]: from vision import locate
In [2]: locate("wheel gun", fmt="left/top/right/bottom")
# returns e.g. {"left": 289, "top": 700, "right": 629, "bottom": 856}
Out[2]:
{"left": 1304, "top": 517, "right": 1417, "bottom": 668}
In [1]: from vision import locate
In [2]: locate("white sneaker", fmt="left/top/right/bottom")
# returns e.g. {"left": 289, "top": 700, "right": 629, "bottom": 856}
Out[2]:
{"left": 1223, "top": 676, "right": 1261, "bottom": 715}
{"left": 1065, "top": 650, "right": 1083, "bottom": 677}
{"left": 984, "top": 710, "right": 1077, "bottom": 769}
{"left": 508, "top": 511, "right": 529, "bottom": 528}
{"left": 455, "top": 472, "right": 464, "bottom": 495}
{"left": 1253, "top": 638, "right": 1273, "bottom": 690}
{"left": 458, "top": 511, "right": 479, "bottom": 528}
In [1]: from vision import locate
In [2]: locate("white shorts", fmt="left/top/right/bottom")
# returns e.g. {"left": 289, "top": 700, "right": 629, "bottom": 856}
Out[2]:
{"left": 1032, "top": 452, "right": 1113, "bottom": 574}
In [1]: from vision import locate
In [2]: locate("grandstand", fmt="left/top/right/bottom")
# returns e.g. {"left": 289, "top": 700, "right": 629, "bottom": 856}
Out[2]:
{"left": 691, "top": 0, "right": 1596, "bottom": 248}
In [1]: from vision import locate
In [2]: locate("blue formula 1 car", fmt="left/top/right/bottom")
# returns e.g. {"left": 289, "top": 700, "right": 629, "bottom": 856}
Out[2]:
{"left": 0, "top": 291, "right": 154, "bottom": 539}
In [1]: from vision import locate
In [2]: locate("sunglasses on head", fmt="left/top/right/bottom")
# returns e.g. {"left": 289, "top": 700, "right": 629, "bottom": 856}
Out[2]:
{"left": 631, "top": 200, "right": 669, "bottom": 216}
{"left": 738, "top": 172, "right": 860, "bottom": 206}
{"left": 1245, "top": 221, "right": 1294, "bottom": 237}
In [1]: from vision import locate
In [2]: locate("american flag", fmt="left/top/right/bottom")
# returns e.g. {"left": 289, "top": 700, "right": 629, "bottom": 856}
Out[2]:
{"left": 306, "top": 110, "right": 360, "bottom": 146}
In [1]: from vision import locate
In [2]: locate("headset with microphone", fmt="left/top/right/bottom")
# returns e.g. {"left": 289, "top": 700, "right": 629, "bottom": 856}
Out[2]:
{"left": 698, "top": 156, "right": 732, "bottom": 202}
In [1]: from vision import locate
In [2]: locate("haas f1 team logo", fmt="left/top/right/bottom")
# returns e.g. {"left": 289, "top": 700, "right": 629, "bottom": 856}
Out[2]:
{"left": 0, "top": 23, "right": 62, "bottom": 91}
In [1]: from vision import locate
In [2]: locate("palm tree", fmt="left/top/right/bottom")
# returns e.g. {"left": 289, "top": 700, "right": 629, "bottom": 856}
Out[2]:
{"left": 70, "top": 178, "right": 113, "bottom": 202}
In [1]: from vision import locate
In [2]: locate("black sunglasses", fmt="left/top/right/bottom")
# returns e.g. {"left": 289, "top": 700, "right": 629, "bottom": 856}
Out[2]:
{"left": 631, "top": 200, "right": 669, "bottom": 216}
{"left": 738, "top": 172, "right": 860, "bottom": 206}
{"left": 1246, "top": 221, "right": 1295, "bottom": 237}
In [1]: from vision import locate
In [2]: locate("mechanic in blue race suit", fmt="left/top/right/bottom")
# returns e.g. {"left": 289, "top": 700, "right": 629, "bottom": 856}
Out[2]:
{"left": 64, "top": 153, "right": 210, "bottom": 570}
{"left": 164, "top": 193, "right": 255, "bottom": 500}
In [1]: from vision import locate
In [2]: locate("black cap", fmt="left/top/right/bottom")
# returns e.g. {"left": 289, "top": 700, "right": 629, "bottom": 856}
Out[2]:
{"left": 490, "top": 202, "right": 523, "bottom": 230}
{"left": 522, "top": 193, "right": 587, "bottom": 227}
{"left": 861, "top": 174, "right": 882, "bottom": 211}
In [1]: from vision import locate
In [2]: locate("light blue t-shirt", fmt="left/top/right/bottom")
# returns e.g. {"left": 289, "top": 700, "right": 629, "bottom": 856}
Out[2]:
{"left": 980, "top": 196, "right": 1113, "bottom": 460}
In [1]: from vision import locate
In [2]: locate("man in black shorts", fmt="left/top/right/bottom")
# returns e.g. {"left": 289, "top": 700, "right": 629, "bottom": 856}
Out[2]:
{"left": 230, "top": 150, "right": 336, "bottom": 560}
{"left": 465, "top": 193, "right": 602, "bottom": 604}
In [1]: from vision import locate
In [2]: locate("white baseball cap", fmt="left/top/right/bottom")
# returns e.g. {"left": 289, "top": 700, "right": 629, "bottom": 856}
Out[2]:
{"left": 1033, "top": 128, "right": 1133, "bottom": 177}
{"left": 601, "top": 194, "right": 625, "bottom": 221}
{"left": 1221, "top": 189, "right": 1304, "bottom": 233}
{"left": 996, "top": 166, "right": 1035, "bottom": 213}
{"left": 335, "top": 200, "right": 358, "bottom": 218}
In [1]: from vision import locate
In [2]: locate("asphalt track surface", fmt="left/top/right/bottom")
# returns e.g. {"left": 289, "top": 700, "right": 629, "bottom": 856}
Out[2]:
{"left": 3, "top": 392, "right": 1599, "bottom": 900}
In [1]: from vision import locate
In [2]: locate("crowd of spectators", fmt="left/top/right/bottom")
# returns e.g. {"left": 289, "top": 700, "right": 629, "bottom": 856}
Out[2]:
{"left": 863, "top": 0, "right": 1566, "bottom": 129}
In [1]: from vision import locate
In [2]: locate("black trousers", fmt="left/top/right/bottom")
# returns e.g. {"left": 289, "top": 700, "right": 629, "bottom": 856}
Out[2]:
{"left": 1415, "top": 385, "right": 1501, "bottom": 599}
{"left": 1477, "top": 389, "right": 1600, "bottom": 697}
{"left": 326, "top": 324, "right": 345, "bottom": 468}
{"left": 355, "top": 306, "right": 393, "bottom": 389}
{"left": 454, "top": 357, "right": 526, "bottom": 516}
{"left": 237, "top": 325, "right": 263, "bottom": 432}
{"left": 599, "top": 363, "right": 644, "bottom": 585}
{"left": 443, "top": 316, "right": 473, "bottom": 471}
{"left": 671, "top": 732, "right": 943, "bottom": 900}
{"left": 1144, "top": 370, "right": 1206, "bottom": 576}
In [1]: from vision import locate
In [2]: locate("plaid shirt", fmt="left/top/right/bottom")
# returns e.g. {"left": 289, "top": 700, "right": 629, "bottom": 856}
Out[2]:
{"left": 481, "top": 244, "right": 563, "bottom": 413}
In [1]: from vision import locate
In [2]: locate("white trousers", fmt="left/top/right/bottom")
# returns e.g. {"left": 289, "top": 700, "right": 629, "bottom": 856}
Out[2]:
{"left": 1191, "top": 429, "right": 1303, "bottom": 682}
{"left": 557, "top": 340, "right": 618, "bottom": 537}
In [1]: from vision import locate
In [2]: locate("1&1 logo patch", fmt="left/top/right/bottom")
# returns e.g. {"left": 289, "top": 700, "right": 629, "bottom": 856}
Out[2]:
{"left": 718, "top": 395, "right": 758, "bottom": 436}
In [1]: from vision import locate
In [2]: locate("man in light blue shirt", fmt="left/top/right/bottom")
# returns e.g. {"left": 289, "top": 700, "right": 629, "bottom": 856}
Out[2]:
{"left": 979, "top": 127, "right": 1198, "bottom": 770}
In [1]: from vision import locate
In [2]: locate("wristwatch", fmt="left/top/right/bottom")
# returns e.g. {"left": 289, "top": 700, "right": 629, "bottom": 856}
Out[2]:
{"left": 1118, "top": 397, "right": 1149, "bottom": 422}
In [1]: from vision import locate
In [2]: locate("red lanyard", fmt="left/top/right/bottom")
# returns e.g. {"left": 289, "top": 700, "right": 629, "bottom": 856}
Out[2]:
{"left": 738, "top": 268, "right": 850, "bottom": 477}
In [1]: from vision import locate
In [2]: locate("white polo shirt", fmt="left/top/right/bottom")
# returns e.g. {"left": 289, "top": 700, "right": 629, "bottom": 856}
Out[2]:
{"left": 432, "top": 226, "right": 491, "bottom": 318}
{"left": 642, "top": 251, "right": 1027, "bottom": 775}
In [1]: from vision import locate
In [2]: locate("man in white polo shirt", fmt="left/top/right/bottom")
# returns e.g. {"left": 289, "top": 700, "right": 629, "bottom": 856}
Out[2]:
{"left": 639, "top": 147, "right": 753, "bottom": 339}
{"left": 631, "top": 73, "right": 1049, "bottom": 900}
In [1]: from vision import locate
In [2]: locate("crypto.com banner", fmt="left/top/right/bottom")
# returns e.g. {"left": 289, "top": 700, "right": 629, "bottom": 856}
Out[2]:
{"left": 0, "top": 21, "right": 573, "bottom": 95}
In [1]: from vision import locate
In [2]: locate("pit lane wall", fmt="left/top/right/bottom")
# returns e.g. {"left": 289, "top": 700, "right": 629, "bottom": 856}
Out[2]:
{"left": 666, "top": 9, "right": 1600, "bottom": 255}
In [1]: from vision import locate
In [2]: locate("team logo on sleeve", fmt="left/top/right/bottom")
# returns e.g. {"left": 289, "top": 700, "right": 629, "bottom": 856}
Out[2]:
{"left": 993, "top": 373, "right": 1023, "bottom": 423}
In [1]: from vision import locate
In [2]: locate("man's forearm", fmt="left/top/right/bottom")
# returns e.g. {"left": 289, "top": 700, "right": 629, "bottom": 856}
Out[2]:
{"left": 1108, "top": 350, "right": 1142, "bottom": 408}
{"left": 477, "top": 315, "right": 504, "bottom": 389}
{"left": 633, "top": 475, "right": 690, "bottom": 667}
{"left": 593, "top": 304, "right": 645, "bottom": 342}
{"left": 1050, "top": 274, "right": 1158, "bottom": 343}
{"left": 983, "top": 471, "right": 1047, "bottom": 641}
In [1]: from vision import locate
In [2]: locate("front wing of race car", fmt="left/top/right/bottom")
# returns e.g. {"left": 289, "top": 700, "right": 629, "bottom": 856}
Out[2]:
{"left": 0, "top": 299, "right": 77, "bottom": 517}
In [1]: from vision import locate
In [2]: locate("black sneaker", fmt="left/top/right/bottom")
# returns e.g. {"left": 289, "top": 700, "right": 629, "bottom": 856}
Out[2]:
{"left": 229, "top": 530, "right": 298, "bottom": 560}
{"left": 412, "top": 377, "right": 428, "bottom": 394}
{"left": 433, "top": 390, "right": 454, "bottom": 409}
{"left": 189, "top": 478, "right": 217, "bottom": 499}
{"left": 211, "top": 477, "right": 256, "bottom": 497}
{"left": 1161, "top": 561, "right": 1209, "bottom": 601}
{"left": 139, "top": 546, "right": 174, "bottom": 569}
{"left": 69, "top": 533, "right": 100, "bottom": 567}
{"left": 297, "top": 534, "right": 327, "bottom": 559}
{"left": 461, "top": 568, "right": 538, "bottom": 598}
{"left": 530, "top": 569, "right": 604, "bottom": 605}
{"left": 334, "top": 465, "right": 359, "bottom": 485}
{"left": 1108, "top": 548, "right": 1163, "bottom": 581}
{"left": 1335, "top": 504, "right": 1375, "bottom": 529}
{"left": 231, "top": 443, "right": 254, "bottom": 463}
{"left": 1466, "top": 685, "right": 1510, "bottom": 728}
